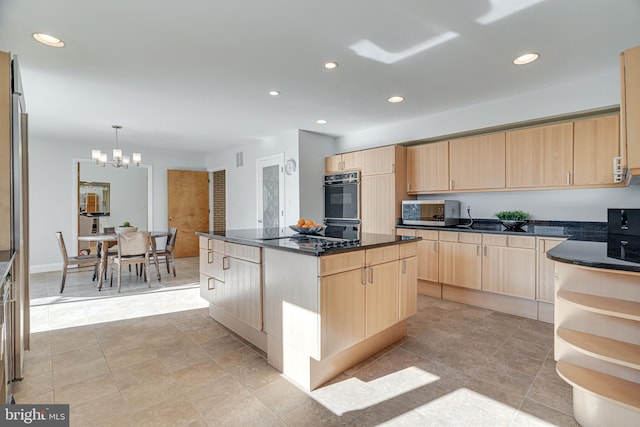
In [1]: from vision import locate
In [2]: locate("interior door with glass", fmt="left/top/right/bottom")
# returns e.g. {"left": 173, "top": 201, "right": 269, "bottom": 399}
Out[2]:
{"left": 256, "top": 153, "right": 285, "bottom": 230}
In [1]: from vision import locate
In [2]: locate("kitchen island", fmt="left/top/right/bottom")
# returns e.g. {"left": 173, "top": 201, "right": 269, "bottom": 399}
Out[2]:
{"left": 547, "top": 238, "right": 640, "bottom": 427}
{"left": 196, "top": 228, "right": 419, "bottom": 390}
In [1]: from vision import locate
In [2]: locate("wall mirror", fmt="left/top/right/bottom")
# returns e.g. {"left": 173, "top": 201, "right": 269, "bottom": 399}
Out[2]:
{"left": 79, "top": 181, "right": 110, "bottom": 213}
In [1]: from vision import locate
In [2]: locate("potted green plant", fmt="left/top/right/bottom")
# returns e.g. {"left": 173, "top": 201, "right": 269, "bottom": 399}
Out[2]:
{"left": 494, "top": 210, "right": 531, "bottom": 231}
{"left": 115, "top": 221, "right": 138, "bottom": 233}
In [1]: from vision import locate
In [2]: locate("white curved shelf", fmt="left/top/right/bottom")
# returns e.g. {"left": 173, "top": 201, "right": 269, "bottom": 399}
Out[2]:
{"left": 557, "top": 327, "right": 640, "bottom": 370}
{"left": 556, "top": 361, "right": 640, "bottom": 412}
{"left": 556, "top": 290, "right": 640, "bottom": 321}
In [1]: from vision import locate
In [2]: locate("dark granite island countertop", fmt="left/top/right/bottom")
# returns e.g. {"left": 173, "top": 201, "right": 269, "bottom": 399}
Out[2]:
{"left": 196, "top": 228, "right": 420, "bottom": 256}
{"left": 547, "top": 235, "right": 640, "bottom": 273}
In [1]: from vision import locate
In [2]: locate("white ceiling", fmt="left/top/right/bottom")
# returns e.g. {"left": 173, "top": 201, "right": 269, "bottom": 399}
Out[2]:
{"left": 1, "top": 0, "right": 639, "bottom": 155}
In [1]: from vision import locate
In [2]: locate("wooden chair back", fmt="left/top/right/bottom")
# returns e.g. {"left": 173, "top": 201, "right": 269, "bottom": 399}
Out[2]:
{"left": 117, "top": 232, "right": 151, "bottom": 257}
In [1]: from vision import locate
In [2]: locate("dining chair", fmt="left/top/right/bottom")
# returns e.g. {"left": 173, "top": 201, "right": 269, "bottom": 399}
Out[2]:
{"left": 55, "top": 231, "right": 102, "bottom": 293}
{"left": 152, "top": 227, "right": 178, "bottom": 277}
{"left": 109, "top": 231, "right": 151, "bottom": 293}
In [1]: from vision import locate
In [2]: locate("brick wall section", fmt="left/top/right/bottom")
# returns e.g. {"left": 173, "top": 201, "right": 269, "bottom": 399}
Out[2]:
{"left": 213, "top": 170, "right": 226, "bottom": 232}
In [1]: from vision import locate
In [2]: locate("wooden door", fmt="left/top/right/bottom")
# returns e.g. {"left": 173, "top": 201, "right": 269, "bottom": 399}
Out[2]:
{"left": 361, "top": 174, "right": 395, "bottom": 235}
{"left": 621, "top": 45, "right": 640, "bottom": 171}
{"left": 506, "top": 123, "right": 574, "bottom": 188}
{"left": 365, "top": 260, "right": 398, "bottom": 336}
{"left": 168, "top": 169, "right": 209, "bottom": 257}
{"left": 449, "top": 133, "right": 506, "bottom": 190}
{"left": 398, "top": 256, "right": 417, "bottom": 320}
{"left": 573, "top": 115, "right": 620, "bottom": 185}
{"left": 407, "top": 141, "right": 449, "bottom": 193}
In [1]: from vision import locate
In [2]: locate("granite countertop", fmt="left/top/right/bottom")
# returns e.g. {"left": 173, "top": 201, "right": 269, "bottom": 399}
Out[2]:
{"left": 397, "top": 219, "right": 607, "bottom": 241}
{"left": 197, "top": 228, "right": 419, "bottom": 256}
{"left": 547, "top": 236, "right": 640, "bottom": 273}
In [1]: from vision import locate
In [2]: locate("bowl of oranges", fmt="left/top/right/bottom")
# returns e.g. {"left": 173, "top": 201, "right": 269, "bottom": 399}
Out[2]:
{"left": 290, "top": 218, "right": 325, "bottom": 234}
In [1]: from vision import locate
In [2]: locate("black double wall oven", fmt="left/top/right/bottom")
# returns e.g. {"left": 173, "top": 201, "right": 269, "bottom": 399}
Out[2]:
{"left": 323, "top": 171, "right": 360, "bottom": 239}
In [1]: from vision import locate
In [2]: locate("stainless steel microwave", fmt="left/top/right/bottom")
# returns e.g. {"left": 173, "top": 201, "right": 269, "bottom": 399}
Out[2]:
{"left": 401, "top": 200, "right": 460, "bottom": 226}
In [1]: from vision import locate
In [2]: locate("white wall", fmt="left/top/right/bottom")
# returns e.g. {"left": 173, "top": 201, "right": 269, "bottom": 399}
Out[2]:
{"left": 30, "top": 136, "right": 207, "bottom": 272}
{"left": 417, "top": 187, "right": 640, "bottom": 222}
{"left": 80, "top": 162, "right": 148, "bottom": 231}
{"left": 298, "top": 131, "right": 337, "bottom": 222}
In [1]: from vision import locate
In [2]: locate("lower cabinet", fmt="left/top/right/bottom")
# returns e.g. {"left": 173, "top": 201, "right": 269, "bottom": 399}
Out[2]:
{"left": 199, "top": 237, "right": 263, "bottom": 331}
{"left": 537, "top": 237, "right": 566, "bottom": 303}
{"left": 318, "top": 244, "right": 413, "bottom": 358}
{"left": 438, "top": 232, "right": 482, "bottom": 290}
{"left": 416, "top": 230, "right": 439, "bottom": 282}
{"left": 481, "top": 235, "right": 536, "bottom": 300}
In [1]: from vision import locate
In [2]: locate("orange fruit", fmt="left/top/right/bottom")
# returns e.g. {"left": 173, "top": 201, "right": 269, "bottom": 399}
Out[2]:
{"left": 297, "top": 218, "right": 305, "bottom": 227}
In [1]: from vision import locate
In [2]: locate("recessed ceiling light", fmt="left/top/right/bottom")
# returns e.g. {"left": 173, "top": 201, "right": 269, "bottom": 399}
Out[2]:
{"left": 324, "top": 61, "right": 338, "bottom": 70}
{"left": 513, "top": 52, "right": 540, "bottom": 65}
{"left": 268, "top": 90, "right": 280, "bottom": 96}
{"left": 32, "top": 32, "right": 65, "bottom": 48}
{"left": 388, "top": 96, "right": 405, "bottom": 103}
{"left": 316, "top": 119, "right": 328, "bottom": 125}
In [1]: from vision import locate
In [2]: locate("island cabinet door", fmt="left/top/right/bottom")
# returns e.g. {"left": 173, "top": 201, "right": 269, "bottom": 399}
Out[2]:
{"left": 365, "top": 260, "right": 399, "bottom": 337}
{"left": 199, "top": 274, "right": 225, "bottom": 307}
{"left": 319, "top": 269, "right": 366, "bottom": 358}
{"left": 398, "top": 256, "right": 417, "bottom": 320}
{"left": 224, "top": 256, "right": 263, "bottom": 331}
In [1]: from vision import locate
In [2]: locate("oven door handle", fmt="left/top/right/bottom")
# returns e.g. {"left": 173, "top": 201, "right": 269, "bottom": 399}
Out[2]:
{"left": 323, "top": 182, "right": 359, "bottom": 187}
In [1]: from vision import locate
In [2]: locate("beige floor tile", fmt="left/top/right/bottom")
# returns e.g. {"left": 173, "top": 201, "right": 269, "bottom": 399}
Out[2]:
{"left": 158, "top": 343, "right": 212, "bottom": 373}
{"left": 129, "top": 396, "right": 201, "bottom": 427}
{"left": 514, "top": 398, "right": 580, "bottom": 427}
{"left": 201, "top": 394, "right": 284, "bottom": 427}
{"left": 253, "top": 378, "right": 312, "bottom": 416}
{"left": 105, "top": 346, "right": 159, "bottom": 371}
{"left": 55, "top": 373, "right": 119, "bottom": 406}
{"left": 53, "top": 356, "right": 111, "bottom": 388}
{"left": 52, "top": 343, "right": 105, "bottom": 372}
{"left": 70, "top": 391, "right": 131, "bottom": 427}
{"left": 181, "top": 374, "right": 251, "bottom": 413}
{"left": 500, "top": 335, "right": 552, "bottom": 361}
{"left": 279, "top": 398, "right": 357, "bottom": 426}
{"left": 491, "top": 347, "right": 545, "bottom": 377}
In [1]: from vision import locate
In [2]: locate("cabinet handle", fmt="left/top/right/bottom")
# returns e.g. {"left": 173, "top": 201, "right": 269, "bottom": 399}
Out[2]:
{"left": 361, "top": 268, "right": 366, "bottom": 286}
{"left": 402, "top": 259, "right": 407, "bottom": 274}
{"left": 566, "top": 172, "right": 571, "bottom": 185}
{"left": 368, "top": 267, "right": 374, "bottom": 284}
{"left": 208, "top": 277, "right": 215, "bottom": 290}
{"left": 484, "top": 246, "right": 487, "bottom": 256}
{"left": 476, "top": 246, "right": 480, "bottom": 256}
{"left": 434, "top": 241, "right": 438, "bottom": 252}
{"left": 208, "top": 251, "right": 213, "bottom": 264}
{"left": 222, "top": 256, "right": 230, "bottom": 270}
{"left": 449, "top": 180, "right": 453, "bottom": 190}
{"left": 407, "top": 182, "right": 411, "bottom": 192}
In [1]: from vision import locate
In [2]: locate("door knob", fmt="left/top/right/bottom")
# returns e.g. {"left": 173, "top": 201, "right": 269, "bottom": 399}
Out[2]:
{"left": 169, "top": 217, "right": 174, "bottom": 221}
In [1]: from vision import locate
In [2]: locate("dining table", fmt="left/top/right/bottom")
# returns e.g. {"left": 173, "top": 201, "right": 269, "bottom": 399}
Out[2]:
{"left": 77, "top": 231, "right": 168, "bottom": 290}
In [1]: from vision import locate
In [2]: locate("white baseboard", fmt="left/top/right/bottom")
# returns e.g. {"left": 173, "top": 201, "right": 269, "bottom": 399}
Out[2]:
{"left": 31, "top": 263, "right": 64, "bottom": 274}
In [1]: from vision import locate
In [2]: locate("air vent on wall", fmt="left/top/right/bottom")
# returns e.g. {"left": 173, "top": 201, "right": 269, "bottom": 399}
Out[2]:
{"left": 236, "top": 151, "right": 243, "bottom": 167}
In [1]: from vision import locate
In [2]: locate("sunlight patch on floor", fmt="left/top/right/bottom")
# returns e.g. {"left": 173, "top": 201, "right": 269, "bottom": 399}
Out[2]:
{"left": 29, "top": 285, "right": 208, "bottom": 333}
{"left": 311, "top": 366, "right": 440, "bottom": 416}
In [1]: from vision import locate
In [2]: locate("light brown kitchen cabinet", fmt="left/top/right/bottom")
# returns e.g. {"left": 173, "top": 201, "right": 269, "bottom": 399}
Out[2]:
{"left": 361, "top": 174, "right": 395, "bottom": 235}
{"left": 361, "top": 145, "right": 396, "bottom": 175}
{"left": 407, "top": 141, "right": 449, "bottom": 193}
{"left": 360, "top": 145, "right": 407, "bottom": 235}
{"left": 416, "top": 230, "right": 439, "bottom": 282}
{"left": 573, "top": 114, "right": 620, "bottom": 186}
{"left": 365, "top": 260, "right": 399, "bottom": 336}
{"left": 320, "top": 268, "right": 366, "bottom": 357}
{"left": 325, "top": 151, "right": 363, "bottom": 173}
{"left": 449, "top": 133, "right": 506, "bottom": 190}
{"left": 537, "top": 237, "right": 565, "bottom": 303}
{"left": 398, "top": 256, "right": 417, "bottom": 320}
{"left": 506, "top": 122, "right": 574, "bottom": 188}
{"left": 620, "top": 45, "right": 640, "bottom": 176}
{"left": 438, "top": 232, "right": 482, "bottom": 290}
{"left": 481, "top": 234, "right": 536, "bottom": 300}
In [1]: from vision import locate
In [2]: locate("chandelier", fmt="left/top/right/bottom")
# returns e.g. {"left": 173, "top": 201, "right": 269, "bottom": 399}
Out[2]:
{"left": 91, "top": 125, "right": 141, "bottom": 168}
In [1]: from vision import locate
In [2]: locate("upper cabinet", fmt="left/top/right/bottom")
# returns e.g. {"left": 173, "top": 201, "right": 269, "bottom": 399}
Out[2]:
{"left": 506, "top": 122, "right": 574, "bottom": 188}
{"left": 325, "top": 151, "right": 363, "bottom": 174}
{"left": 620, "top": 45, "right": 640, "bottom": 176}
{"left": 407, "top": 141, "right": 449, "bottom": 193}
{"left": 449, "top": 133, "right": 506, "bottom": 191}
{"left": 573, "top": 114, "right": 620, "bottom": 186}
{"left": 361, "top": 145, "right": 395, "bottom": 176}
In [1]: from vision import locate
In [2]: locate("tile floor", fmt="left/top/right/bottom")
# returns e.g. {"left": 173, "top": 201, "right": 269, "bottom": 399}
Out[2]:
{"left": 15, "top": 257, "right": 578, "bottom": 426}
